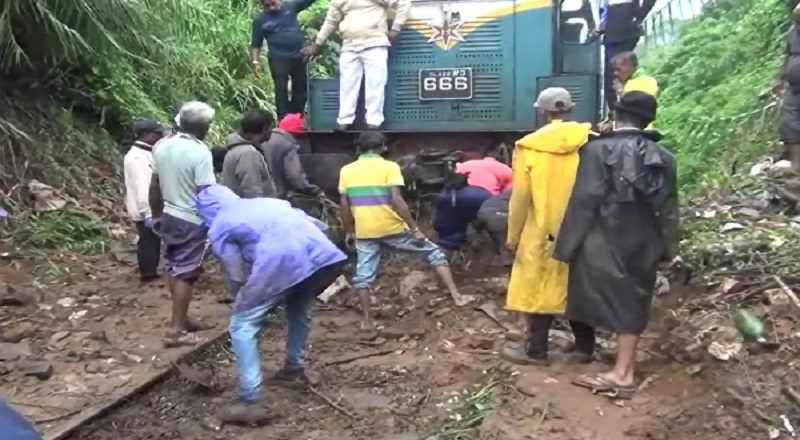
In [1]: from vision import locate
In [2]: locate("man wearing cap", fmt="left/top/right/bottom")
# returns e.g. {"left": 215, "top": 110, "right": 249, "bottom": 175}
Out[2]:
{"left": 554, "top": 91, "right": 678, "bottom": 398}
{"left": 124, "top": 118, "right": 167, "bottom": 283}
{"left": 149, "top": 101, "right": 218, "bottom": 348}
{"left": 302, "top": 0, "right": 411, "bottom": 130}
{"left": 262, "top": 113, "right": 322, "bottom": 199}
{"left": 501, "top": 88, "right": 594, "bottom": 366}
{"left": 221, "top": 108, "right": 278, "bottom": 198}
{"left": 251, "top": 0, "right": 318, "bottom": 120}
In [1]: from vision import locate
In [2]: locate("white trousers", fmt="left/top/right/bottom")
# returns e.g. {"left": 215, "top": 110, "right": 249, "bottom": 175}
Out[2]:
{"left": 337, "top": 46, "right": 388, "bottom": 127}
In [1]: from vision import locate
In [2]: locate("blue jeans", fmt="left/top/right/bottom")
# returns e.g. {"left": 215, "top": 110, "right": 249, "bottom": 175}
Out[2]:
{"left": 433, "top": 186, "right": 493, "bottom": 251}
{"left": 353, "top": 231, "right": 449, "bottom": 289}
{"left": 229, "top": 262, "right": 344, "bottom": 402}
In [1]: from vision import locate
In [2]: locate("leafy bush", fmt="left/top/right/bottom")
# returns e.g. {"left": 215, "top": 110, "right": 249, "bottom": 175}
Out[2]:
{"left": 643, "top": 0, "right": 789, "bottom": 190}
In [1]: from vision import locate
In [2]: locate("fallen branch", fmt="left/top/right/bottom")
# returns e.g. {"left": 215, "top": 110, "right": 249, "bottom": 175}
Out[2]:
{"left": 772, "top": 276, "right": 800, "bottom": 311}
{"left": 321, "top": 348, "right": 396, "bottom": 367}
{"left": 309, "top": 387, "right": 357, "bottom": 420}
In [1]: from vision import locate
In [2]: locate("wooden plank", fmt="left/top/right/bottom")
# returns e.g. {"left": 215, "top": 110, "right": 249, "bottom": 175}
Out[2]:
{"left": 44, "top": 329, "right": 230, "bottom": 440}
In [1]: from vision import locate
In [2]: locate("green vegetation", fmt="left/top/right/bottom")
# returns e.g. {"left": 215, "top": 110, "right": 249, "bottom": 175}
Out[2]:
{"left": 0, "top": 0, "right": 335, "bottom": 254}
{"left": 643, "top": 0, "right": 789, "bottom": 190}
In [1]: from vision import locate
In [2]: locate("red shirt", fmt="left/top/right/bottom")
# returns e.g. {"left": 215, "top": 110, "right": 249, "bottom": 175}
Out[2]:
{"left": 456, "top": 157, "right": 512, "bottom": 195}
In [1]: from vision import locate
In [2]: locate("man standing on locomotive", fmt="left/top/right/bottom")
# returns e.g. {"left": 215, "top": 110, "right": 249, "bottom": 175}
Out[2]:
{"left": 302, "top": 0, "right": 411, "bottom": 130}
{"left": 251, "top": 0, "right": 318, "bottom": 120}
{"left": 595, "top": 0, "right": 657, "bottom": 110}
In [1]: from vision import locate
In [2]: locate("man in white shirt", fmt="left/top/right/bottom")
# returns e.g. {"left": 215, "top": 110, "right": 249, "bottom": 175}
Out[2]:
{"left": 302, "top": 0, "right": 411, "bottom": 130}
{"left": 123, "top": 119, "right": 167, "bottom": 283}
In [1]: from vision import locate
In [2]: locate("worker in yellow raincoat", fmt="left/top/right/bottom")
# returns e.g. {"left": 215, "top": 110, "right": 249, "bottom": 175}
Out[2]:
{"left": 501, "top": 87, "right": 596, "bottom": 366}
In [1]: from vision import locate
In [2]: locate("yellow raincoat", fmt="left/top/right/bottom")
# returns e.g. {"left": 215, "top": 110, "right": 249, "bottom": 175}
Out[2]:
{"left": 506, "top": 120, "right": 593, "bottom": 314}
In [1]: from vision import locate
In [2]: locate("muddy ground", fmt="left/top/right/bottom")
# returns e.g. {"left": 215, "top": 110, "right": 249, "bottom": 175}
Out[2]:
{"left": 1, "top": 236, "right": 795, "bottom": 440}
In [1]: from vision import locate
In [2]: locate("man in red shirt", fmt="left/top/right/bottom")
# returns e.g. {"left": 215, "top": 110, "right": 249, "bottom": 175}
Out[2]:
{"left": 433, "top": 151, "right": 512, "bottom": 253}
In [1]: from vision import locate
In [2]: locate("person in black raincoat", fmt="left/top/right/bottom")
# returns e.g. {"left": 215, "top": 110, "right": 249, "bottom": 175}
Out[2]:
{"left": 552, "top": 91, "right": 679, "bottom": 399}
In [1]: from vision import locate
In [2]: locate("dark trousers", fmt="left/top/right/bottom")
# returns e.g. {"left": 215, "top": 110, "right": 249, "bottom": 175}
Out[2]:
{"left": 603, "top": 39, "right": 640, "bottom": 111}
{"left": 268, "top": 55, "right": 308, "bottom": 121}
{"left": 527, "top": 314, "right": 596, "bottom": 358}
{"left": 135, "top": 221, "right": 161, "bottom": 280}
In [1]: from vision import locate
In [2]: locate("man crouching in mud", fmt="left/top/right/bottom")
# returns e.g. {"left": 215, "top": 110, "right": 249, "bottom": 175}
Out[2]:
{"left": 196, "top": 184, "right": 346, "bottom": 424}
{"left": 553, "top": 91, "right": 679, "bottom": 399}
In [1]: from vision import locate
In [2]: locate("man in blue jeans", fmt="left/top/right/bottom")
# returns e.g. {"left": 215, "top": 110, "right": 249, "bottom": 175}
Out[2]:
{"left": 196, "top": 184, "right": 346, "bottom": 425}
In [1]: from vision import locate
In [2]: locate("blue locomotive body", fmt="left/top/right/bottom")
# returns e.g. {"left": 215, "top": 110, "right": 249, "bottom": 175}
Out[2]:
{"left": 306, "top": 0, "right": 601, "bottom": 133}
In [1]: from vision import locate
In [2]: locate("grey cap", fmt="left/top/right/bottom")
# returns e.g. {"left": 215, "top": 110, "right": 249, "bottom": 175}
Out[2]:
{"left": 534, "top": 87, "right": 574, "bottom": 112}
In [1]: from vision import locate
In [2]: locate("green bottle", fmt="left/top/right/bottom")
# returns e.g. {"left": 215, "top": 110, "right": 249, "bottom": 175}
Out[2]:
{"left": 733, "top": 309, "right": 765, "bottom": 342}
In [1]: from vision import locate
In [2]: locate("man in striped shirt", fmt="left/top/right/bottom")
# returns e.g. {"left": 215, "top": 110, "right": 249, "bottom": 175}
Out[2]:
{"left": 338, "top": 131, "right": 474, "bottom": 329}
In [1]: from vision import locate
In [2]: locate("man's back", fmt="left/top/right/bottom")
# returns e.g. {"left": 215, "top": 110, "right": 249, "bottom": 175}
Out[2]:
{"left": 456, "top": 157, "right": 512, "bottom": 195}
{"left": 154, "top": 133, "right": 216, "bottom": 224}
{"left": 338, "top": 154, "right": 407, "bottom": 239}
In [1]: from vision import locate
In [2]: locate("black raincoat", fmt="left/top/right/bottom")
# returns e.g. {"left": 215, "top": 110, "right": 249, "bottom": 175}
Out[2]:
{"left": 552, "top": 129, "right": 678, "bottom": 334}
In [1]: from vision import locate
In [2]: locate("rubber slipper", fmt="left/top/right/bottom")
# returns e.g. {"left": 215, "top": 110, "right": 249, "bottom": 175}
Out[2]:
{"left": 571, "top": 374, "right": 636, "bottom": 400}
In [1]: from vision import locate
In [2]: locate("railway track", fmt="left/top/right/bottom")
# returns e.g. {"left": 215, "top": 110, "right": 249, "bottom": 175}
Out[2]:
{"left": 44, "top": 328, "right": 231, "bottom": 440}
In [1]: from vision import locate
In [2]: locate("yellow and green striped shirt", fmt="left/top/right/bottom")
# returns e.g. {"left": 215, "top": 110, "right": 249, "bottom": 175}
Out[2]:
{"left": 338, "top": 154, "right": 408, "bottom": 239}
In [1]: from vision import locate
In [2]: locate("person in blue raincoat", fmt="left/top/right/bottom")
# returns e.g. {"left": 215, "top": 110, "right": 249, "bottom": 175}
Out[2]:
{"left": 1, "top": 398, "right": 42, "bottom": 440}
{"left": 196, "top": 184, "right": 346, "bottom": 425}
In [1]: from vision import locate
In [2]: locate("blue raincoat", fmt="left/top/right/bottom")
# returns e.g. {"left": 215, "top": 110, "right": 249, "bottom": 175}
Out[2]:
{"left": 1, "top": 398, "right": 42, "bottom": 440}
{"left": 196, "top": 185, "right": 346, "bottom": 313}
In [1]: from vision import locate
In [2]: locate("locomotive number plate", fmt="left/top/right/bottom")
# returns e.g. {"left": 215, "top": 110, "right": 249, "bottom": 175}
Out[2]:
{"left": 418, "top": 68, "right": 473, "bottom": 101}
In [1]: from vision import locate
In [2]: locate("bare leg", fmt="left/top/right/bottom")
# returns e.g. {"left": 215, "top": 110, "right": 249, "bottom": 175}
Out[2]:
{"left": 433, "top": 265, "right": 475, "bottom": 307}
{"left": 357, "top": 287, "right": 373, "bottom": 329}
{"left": 598, "top": 333, "right": 639, "bottom": 386}
{"left": 790, "top": 143, "right": 800, "bottom": 173}
{"left": 169, "top": 277, "right": 193, "bottom": 334}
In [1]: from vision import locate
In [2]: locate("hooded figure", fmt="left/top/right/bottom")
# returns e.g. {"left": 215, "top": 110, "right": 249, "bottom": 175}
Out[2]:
{"left": 220, "top": 108, "right": 277, "bottom": 198}
{"left": 1, "top": 398, "right": 41, "bottom": 440}
{"left": 502, "top": 88, "right": 595, "bottom": 366}
{"left": 261, "top": 113, "right": 322, "bottom": 199}
{"left": 196, "top": 184, "right": 346, "bottom": 425}
{"left": 554, "top": 91, "right": 678, "bottom": 399}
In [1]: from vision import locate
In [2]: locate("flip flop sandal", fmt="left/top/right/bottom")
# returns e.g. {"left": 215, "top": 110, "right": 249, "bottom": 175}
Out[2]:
{"left": 163, "top": 331, "right": 203, "bottom": 348}
{"left": 571, "top": 374, "right": 637, "bottom": 400}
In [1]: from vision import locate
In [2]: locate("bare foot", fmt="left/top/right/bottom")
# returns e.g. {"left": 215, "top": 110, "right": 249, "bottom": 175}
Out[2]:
{"left": 453, "top": 294, "right": 476, "bottom": 307}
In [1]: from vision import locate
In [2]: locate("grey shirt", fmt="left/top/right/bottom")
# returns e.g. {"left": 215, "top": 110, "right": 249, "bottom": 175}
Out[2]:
{"left": 220, "top": 132, "right": 277, "bottom": 199}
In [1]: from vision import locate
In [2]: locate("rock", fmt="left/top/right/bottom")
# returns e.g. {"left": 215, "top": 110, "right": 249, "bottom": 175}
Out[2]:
{"left": 466, "top": 336, "right": 495, "bottom": 351}
{"left": 432, "top": 307, "right": 452, "bottom": 318}
{"left": 49, "top": 331, "right": 71, "bottom": 349}
{"left": 318, "top": 275, "right": 350, "bottom": 303}
{"left": 514, "top": 375, "right": 539, "bottom": 398}
{"left": 1, "top": 322, "right": 35, "bottom": 343}
{"left": 399, "top": 271, "right": 429, "bottom": 296}
{"left": 0, "top": 284, "right": 38, "bottom": 307}
{"left": 19, "top": 361, "right": 54, "bottom": 380}
{"left": 0, "top": 341, "right": 31, "bottom": 361}
{"left": 57, "top": 297, "right": 76, "bottom": 307}
{"left": 89, "top": 330, "right": 109, "bottom": 343}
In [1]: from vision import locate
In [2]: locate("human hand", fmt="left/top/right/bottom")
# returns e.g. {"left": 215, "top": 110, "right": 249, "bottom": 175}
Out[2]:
{"left": 506, "top": 242, "right": 518, "bottom": 253}
{"left": 251, "top": 61, "right": 261, "bottom": 76}
{"left": 772, "top": 79, "right": 785, "bottom": 96}
{"left": 410, "top": 228, "right": 426, "bottom": 241}
{"left": 598, "top": 119, "right": 613, "bottom": 133}
{"left": 150, "top": 217, "right": 162, "bottom": 233}
{"left": 387, "top": 30, "right": 400, "bottom": 44}
{"left": 301, "top": 44, "right": 322, "bottom": 60}
{"left": 612, "top": 78, "right": 624, "bottom": 94}
{"left": 345, "top": 233, "right": 356, "bottom": 249}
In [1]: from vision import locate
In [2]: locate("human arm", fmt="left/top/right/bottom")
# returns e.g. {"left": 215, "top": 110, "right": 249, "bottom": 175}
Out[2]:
{"left": 498, "top": 162, "right": 513, "bottom": 192}
{"left": 338, "top": 170, "right": 356, "bottom": 245}
{"left": 314, "top": 0, "right": 344, "bottom": 46}
{"left": 149, "top": 173, "right": 164, "bottom": 219}
{"left": 506, "top": 148, "right": 530, "bottom": 250}
{"left": 250, "top": 15, "right": 265, "bottom": 73}
{"left": 210, "top": 227, "right": 247, "bottom": 298}
{"left": 655, "top": 156, "right": 680, "bottom": 262}
{"left": 283, "top": 147, "right": 321, "bottom": 196}
{"left": 388, "top": 0, "right": 411, "bottom": 32}
{"left": 638, "top": 0, "right": 657, "bottom": 22}
{"left": 552, "top": 143, "right": 608, "bottom": 263}
{"left": 385, "top": 163, "right": 420, "bottom": 233}
{"left": 127, "top": 156, "right": 154, "bottom": 220}
{"left": 194, "top": 149, "right": 217, "bottom": 194}
{"left": 290, "top": 0, "right": 318, "bottom": 13}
